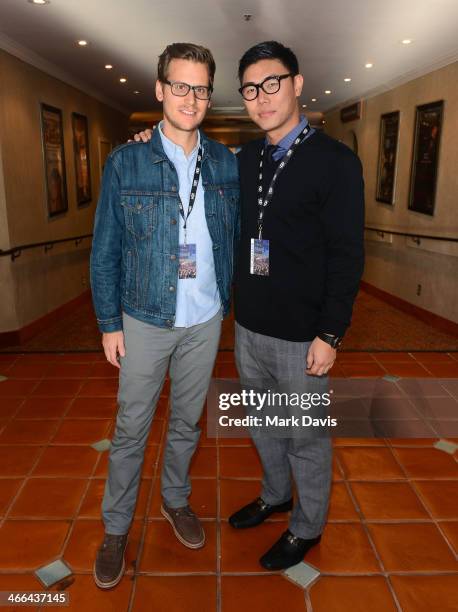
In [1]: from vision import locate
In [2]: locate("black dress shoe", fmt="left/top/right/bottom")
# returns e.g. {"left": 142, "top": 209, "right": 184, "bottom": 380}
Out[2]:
{"left": 229, "top": 497, "right": 293, "bottom": 529}
{"left": 260, "top": 529, "right": 321, "bottom": 570}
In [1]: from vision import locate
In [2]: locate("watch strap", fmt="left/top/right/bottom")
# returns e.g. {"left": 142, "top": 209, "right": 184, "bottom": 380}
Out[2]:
{"left": 318, "top": 333, "right": 343, "bottom": 349}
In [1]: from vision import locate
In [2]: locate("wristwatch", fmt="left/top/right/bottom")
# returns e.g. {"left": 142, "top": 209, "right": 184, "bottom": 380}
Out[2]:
{"left": 318, "top": 332, "right": 343, "bottom": 349}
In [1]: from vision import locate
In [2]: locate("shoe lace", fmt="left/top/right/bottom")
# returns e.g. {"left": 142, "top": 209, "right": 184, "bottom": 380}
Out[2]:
{"left": 102, "top": 534, "right": 125, "bottom": 554}
{"left": 173, "top": 506, "right": 195, "bottom": 519}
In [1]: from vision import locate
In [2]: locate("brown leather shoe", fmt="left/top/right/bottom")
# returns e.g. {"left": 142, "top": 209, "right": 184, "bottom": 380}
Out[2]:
{"left": 161, "top": 503, "right": 205, "bottom": 549}
{"left": 93, "top": 532, "right": 128, "bottom": 589}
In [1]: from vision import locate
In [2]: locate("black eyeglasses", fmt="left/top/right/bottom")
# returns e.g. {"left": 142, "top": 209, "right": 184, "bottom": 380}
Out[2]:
{"left": 238, "top": 73, "right": 293, "bottom": 101}
{"left": 163, "top": 80, "right": 213, "bottom": 100}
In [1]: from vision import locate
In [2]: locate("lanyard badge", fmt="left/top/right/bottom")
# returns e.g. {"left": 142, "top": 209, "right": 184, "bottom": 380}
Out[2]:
{"left": 177, "top": 145, "right": 202, "bottom": 279}
{"left": 179, "top": 243, "right": 197, "bottom": 279}
{"left": 250, "top": 238, "right": 270, "bottom": 276}
{"left": 250, "top": 126, "right": 311, "bottom": 276}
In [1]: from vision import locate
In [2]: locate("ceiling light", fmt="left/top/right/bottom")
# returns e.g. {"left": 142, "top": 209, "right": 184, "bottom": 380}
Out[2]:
{"left": 302, "top": 104, "right": 307, "bottom": 108}
{"left": 365, "top": 63, "right": 373, "bottom": 68}
{"left": 78, "top": 40, "right": 88, "bottom": 46}
{"left": 133, "top": 90, "right": 141, "bottom": 95}
{"left": 311, "top": 98, "right": 317, "bottom": 102}
{"left": 105, "top": 64, "right": 113, "bottom": 70}
{"left": 28, "top": 0, "right": 50, "bottom": 5}
{"left": 119, "top": 77, "right": 127, "bottom": 83}
{"left": 344, "top": 77, "right": 351, "bottom": 82}
{"left": 325, "top": 90, "right": 331, "bottom": 94}
{"left": 402, "top": 39, "right": 412, "bottom": 44}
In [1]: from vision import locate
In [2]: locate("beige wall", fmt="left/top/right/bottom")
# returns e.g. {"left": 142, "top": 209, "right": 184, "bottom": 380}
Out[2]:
{"left": 0, "top": 49, "right": 129, "bottom": 332}
{"left": 324, "top": 61, "right": 458, "bottom": 323}
{"left": 0, "top": 123, "right": 10, "bottom": 249}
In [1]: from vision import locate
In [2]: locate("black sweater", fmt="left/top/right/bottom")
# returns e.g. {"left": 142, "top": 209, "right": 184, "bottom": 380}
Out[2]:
{"left": 234, "top": 130, "right": 365, "bottom": 342}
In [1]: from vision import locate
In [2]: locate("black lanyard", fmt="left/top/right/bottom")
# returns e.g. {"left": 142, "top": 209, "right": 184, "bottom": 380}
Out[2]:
{"left": 177, "top": 145, "right": 203, "bottom": 243}
{"left": 256, "top": 125, "right": 310, "bottom": 239}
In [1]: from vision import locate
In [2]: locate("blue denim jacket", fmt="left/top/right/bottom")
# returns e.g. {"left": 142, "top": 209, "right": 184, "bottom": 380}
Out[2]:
{"left": 90, "top": 128, "right": 239, "bottom": 333}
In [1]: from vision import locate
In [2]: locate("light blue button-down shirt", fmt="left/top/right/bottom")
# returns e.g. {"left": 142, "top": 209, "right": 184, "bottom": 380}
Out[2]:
{"left": 158, "top": 122, "right": 221, "bottom": 328}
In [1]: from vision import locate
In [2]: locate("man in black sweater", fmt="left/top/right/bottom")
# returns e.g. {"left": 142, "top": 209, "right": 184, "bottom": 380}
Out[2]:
{"left": 229, "top": 41, "right": 365, "bottom": 570}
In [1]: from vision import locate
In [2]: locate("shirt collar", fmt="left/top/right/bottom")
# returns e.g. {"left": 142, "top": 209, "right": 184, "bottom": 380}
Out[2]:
{"left": 158, "top": 120, "right": 201, "bottom": 162}
{"left": 265, "top": 115, "right": 309, "bottom": 153}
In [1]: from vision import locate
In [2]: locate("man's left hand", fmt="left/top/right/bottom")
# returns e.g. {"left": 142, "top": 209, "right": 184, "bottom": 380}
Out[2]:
{"left": 306, "top": 337, "right": 336, "bottom": 376}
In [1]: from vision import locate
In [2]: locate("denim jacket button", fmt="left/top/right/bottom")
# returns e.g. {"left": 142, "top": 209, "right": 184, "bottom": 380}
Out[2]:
{"left": 171, "top": 186, "right": 177, "bottom": 192}
{"left": 170, "top": 254, "right": 176, "bottom": 260}
{"left": 169, "top": 286, "right": 175, "bottom": 292}
{"left": 171, "top": 218, "right": 177, "bottom": 225}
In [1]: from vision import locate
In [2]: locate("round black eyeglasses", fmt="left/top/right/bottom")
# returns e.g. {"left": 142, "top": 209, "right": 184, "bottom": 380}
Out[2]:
{"left": 238, "top": 73, "right": 293, "bottom": 101}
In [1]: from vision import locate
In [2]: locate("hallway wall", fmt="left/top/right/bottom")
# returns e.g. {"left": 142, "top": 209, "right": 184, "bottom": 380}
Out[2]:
{"left": 0, "top": 138, "right": 17, "bottom": 331}
{"left": 324, "top": 61, "right": 458, "bottom": 324}
{"left": 0, "top": 49, "right": 128, "bottom": 334}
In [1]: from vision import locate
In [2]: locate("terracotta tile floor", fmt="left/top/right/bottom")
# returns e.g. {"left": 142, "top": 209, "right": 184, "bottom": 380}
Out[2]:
{"left": 0, "top": 350, "right": 457, "bottom": 611}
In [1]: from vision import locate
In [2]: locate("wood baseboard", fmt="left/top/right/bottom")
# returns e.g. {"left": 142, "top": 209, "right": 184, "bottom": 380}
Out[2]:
{"left": 0, "top": 290, "right": 92, "bottom": 349}
{"left": 360, "top": 281, "right": 458, "bottom": 337}
{"left": 2, "top": 283, "right": 457, "bottom": 350}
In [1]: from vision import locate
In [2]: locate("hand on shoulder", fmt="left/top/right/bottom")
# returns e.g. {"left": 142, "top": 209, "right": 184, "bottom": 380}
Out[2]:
{"left": 128, "top": 128, "right": 153, "bottom": 143}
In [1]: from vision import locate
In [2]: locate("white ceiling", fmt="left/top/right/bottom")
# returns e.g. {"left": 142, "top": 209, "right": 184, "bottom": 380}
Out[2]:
{"left": 1, "top": 0, "right": 457, "bottom": 115}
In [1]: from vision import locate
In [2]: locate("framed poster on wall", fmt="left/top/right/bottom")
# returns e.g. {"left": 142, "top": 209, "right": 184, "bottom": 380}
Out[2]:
{"left": 340, "top": 101, "right": 361, "bottom": 123}
{"left": 40, "top": 103, "right": 68, "bottom": 218}
{"left": 376, "top": 111, "right": 400, "bottom": 205}
{"left": 72, "top": 112, "right": 92, "bottom": 206}
{"left": 408, "top": 100, "right": 444, "bottom": 216}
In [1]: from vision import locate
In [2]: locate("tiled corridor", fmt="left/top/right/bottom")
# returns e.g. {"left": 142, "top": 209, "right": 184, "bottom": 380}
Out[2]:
{"left": 0, "top": 350, "right": 457, "bottom": 611}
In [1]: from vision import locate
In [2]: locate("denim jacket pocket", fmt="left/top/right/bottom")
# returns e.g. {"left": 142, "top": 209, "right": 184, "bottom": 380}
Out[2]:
{"left": 121, "top": 194, "right": 158, "bottom": 240}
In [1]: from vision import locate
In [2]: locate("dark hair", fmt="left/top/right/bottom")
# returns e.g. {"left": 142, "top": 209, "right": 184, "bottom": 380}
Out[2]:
{"left": 238, "top": 41, "right": 299, "bottom": 82}
{"left": 158, "top": 42, "right": 216, "bottom": 86}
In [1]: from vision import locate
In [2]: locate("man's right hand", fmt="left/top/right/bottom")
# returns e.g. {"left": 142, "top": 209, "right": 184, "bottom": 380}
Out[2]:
{"left": 132, "top": 128, "right": 153, "bottom": 143}
{"left": 102, "top": 331, "right": 126, "bottom": 368}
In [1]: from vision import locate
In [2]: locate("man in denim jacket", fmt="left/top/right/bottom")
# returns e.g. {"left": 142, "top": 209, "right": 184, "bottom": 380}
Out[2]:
{"left": 90, "top": 43, "right": 239, "bottom": 589}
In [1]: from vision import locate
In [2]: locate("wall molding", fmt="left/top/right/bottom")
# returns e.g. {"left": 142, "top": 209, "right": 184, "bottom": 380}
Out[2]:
{"left": 0, "top": 289, "right": 92, "bottom": 349}
{"left": 361, "top": 281, "right": 458, "bottom": 338}
{"left": 2, "top": 283, "right": 457, "bottom": 350}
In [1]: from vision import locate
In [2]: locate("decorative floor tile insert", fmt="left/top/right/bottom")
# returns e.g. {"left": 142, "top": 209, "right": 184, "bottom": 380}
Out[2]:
{"left": 382, "top": 374, "right": 401, "bottom": 382}
{"left": 34, "top": 559, "right": 72, "bottom": 588}
{"left": 284, "top": 561, "right": 320, "bottom": 588}
{"left": 434, "top": 438, "right": 458, "bottom": 455}
{"left": 91, "top": 438, "right": 111, "bottom": 452}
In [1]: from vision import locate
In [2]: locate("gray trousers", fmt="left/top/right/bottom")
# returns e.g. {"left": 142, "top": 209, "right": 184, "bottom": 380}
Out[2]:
{"left": 235, "top": 322, "right": 333, "bottom": 539}
{"left": 102, "top": 310, "right": 221, "bottom": 535}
